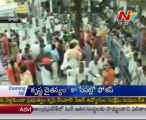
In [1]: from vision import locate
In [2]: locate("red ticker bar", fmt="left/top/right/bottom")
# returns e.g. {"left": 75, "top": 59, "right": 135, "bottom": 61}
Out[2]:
{"left": 0, "top": 105, "right": 33, "bottom": 114}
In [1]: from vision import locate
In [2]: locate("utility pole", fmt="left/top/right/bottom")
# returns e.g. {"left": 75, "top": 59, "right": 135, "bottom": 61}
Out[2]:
{"left": 88, "top": 0, "right": 91, "bottom": 12}
{"left": 50, "top": 0, "right": 53, "bottom": 13}
{"left": 74, "top": 0, "right": 82, "bottom": 42}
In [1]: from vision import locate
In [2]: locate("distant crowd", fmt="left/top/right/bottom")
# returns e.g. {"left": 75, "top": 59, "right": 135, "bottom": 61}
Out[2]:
{"left": 0, "top": 7, "right": 146, "bottom": 86}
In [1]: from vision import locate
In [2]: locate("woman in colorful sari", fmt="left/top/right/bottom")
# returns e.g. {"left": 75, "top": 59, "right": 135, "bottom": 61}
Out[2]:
{"left": 9, "top": 39, "right": 19, "bottom": 59}
{"left": 20, "top": 65, "right": 34, "bottom": 85}
{"left": 94, "top": 36, "right": 103, "bottom": 58}
{"left": 2, "top": 34, "right": 11, "bottom": 58}
{"left": 16, "top": 49, "right": 23, "bottom": 63}
{"left": 102, "top": 61, "right": 115, "bottom": 86}
{"left": 7, "top": 59, "right": 20, "bottom": 85}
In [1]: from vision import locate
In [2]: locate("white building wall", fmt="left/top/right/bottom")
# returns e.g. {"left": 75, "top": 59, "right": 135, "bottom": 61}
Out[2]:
{"left": 0, "top": 2, "right": 18, "bottom": 15}
{"left": 0, "top": 2, "right": 18, "bottom": 32}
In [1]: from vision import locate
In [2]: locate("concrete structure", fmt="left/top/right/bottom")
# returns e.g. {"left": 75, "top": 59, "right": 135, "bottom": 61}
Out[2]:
{"left": 50, "top": 0, "right": 53, "bottom": 13}
{"left": 117, "top": 0, "right": 127, "bottom": 11}
{"left": 0, "top": 1, "right": 18, "bottom": 32}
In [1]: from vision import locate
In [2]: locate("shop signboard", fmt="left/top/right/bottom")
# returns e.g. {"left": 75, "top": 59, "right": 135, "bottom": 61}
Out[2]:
{"left": 16, "top": 5, "right": 28, "bottom": 14}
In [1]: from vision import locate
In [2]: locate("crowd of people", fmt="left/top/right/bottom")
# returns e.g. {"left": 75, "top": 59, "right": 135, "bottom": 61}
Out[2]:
{"left": 0, "top": 7, "right": 146, "bottom": 86}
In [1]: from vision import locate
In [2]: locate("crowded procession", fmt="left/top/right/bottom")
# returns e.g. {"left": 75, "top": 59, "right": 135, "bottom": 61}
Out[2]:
{"left": 0, "top": 0, "right": 146, "bottom": 86}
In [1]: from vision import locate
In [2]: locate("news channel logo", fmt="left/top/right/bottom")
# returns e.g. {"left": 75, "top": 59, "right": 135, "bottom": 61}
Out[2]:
{"left": 117, "top": 10, "right": 137, "bottom": 25}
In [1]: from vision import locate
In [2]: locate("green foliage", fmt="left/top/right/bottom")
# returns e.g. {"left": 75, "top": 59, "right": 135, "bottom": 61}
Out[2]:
{"left": 127, "top": 0, "right": 141, "bottom": 6}
{"left": 127, "top": 0, "right": 146, "bottom": 8}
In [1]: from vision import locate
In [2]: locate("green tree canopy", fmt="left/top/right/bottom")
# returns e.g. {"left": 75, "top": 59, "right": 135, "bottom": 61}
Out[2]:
{"left": 127, "top": 0, "right": 146, "bottom": 9}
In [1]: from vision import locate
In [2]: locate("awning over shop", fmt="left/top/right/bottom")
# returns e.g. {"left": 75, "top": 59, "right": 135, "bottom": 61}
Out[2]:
{"left": 16, "top": 5, "right": 28, "bottom": 14}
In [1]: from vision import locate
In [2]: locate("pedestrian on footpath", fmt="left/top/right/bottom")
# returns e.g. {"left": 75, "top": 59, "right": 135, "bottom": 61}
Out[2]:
{"left": 23, "top": 30, "right": 30, "bottom": 44}
{"left": 31, "top": 41, "right": 40, "bottom": 61}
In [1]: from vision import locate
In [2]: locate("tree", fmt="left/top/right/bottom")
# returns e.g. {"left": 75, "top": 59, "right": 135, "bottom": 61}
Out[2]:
{"left": 127, "top": 0, "right": 146, "bottom": 16}
{"left": 74, "top": 0, "right": 82, "bottom": 42}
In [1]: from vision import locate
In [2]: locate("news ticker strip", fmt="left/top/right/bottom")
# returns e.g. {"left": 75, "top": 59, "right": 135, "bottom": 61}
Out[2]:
{"left": 0, "top": 97, "right": 145, "bottom": 105}
{"left": 4, "top": 86, "right": 146, "bottom": 97}
{"left": 2, "top": 105, "right": 146, "bottom": 114}
{"left": 24, "top": 86, "right": 146, "bottom": 96}
{"left": 0, "top": 106, "right": 33, "bottom": 114}
{"left": 0, "top": 17, "right": 22, "bottom": 23}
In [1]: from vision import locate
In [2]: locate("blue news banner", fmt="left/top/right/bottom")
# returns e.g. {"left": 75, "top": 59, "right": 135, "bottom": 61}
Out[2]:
{"left": 25, "top": 86, "right": 146, "bottom": 97}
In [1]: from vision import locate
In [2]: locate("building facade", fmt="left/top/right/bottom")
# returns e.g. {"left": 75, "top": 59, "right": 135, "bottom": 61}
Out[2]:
{"left": 0, "top": 0, "right": 18, "bottom": 32}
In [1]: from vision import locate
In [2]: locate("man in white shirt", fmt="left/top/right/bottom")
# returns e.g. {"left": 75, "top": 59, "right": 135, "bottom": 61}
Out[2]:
{"left": 123, "top": 41, "right": 132, "bottom": 58}
{"left": 32, "top": 17, "right": 36, "bottom": 28}
{"left": 98, "top": 56, "right": 108, "bottom": 70}
{"left": 131, "top": 59, "right": 143, "bottom": 85}
{"left": 46, "top": 14, "right": 54, "bottom": 33}
{"left": 128, "top": 52, "right": 138, "bottom": 80}
{"left": 139, "top": 66, "right": 146, "bottom": 85}
{"left": 55, "top": 17, "right": 59, "bottom": 24}
{"left": 61, "top": 49, "right": 71, "bottom": 71}
{"left": 54, "top": 22, "right": 62, "bottom": 32}
{"left": 31, "top": 41, "right": 40, "bottom": 60}
{"left": 82, "top": 16, "right": 89, "bottom": 26}
{"left": 43, "top": 11, "right": 48, "bottom": 19}
{"left": 46, "top": 16, "right": 51, "bottom": 29}
{"left": 61, "top": 41, "right": 81, "bottom": 70}
{"left": 89, "top": 55, "right": 100, "bottom": 85}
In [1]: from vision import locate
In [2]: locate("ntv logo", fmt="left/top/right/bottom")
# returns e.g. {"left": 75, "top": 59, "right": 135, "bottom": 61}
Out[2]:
{"left": 117, "top": 10, "right": 137, "bottom": 25}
